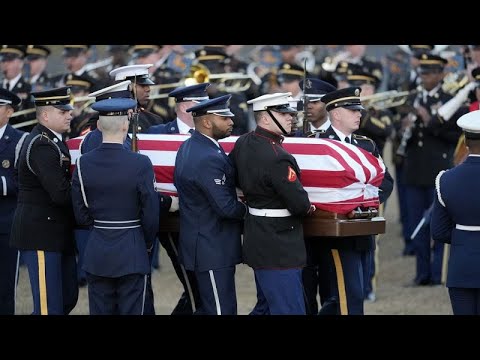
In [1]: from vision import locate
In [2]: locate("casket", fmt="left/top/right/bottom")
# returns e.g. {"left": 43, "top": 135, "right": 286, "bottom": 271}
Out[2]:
{"left": 68, "top": 134, "right": 387, "bottom": 237}
{"left": 158, "top": 209, "right": 385, "bottom": 237}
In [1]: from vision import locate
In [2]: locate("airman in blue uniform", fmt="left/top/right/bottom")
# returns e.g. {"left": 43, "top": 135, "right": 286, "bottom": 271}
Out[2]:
{"left": 148, "top": 83, "right": 211, "bottom": 315}
{"left": 431, "top": 110, "right": 480, "bottom": 314}
{"left": 71, "top": 94, "right": 159, "bottom": 315}
{"left": 174, "top": 94, "right": 247, "bottom": 315}
{"left": 0, "top": 88, "right": 27, "bottom": 314}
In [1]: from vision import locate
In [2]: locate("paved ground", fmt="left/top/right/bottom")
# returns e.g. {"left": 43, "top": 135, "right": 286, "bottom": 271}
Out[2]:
{"left": 14, "top": 142, "right": 453, "bottom": 315}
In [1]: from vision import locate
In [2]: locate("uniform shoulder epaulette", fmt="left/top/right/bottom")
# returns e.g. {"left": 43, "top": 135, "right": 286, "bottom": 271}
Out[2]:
{"left": 307, "top": 129, "right": 325, "bottom": 138}
{"left": 26, "top": 132, "right": 62, "bottom": 174}
{"left": 353, "top": 133, "right": 376, "bottom": 148}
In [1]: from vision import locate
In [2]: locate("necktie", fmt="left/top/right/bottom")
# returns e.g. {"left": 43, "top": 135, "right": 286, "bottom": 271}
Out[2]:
{"left": 188, "top": 129, "right": 194, "bottom": 135}
{"left": 5, "top": 81, "right": 10, "bottom": 91}
{"left": 345, "top": 137, "right": 350, "bottom": 144}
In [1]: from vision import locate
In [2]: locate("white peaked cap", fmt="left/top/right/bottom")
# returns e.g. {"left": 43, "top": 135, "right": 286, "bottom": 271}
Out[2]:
{"left": 247, "top": 92, "right": 293, "bottom": 112}
{"left": 109, "top": 64, "right": 153, "bottom": 81}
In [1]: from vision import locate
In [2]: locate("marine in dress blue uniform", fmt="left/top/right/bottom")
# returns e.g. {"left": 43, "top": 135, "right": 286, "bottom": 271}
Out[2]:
{"left": 71, "top": 96, "right": 159, "bottom": 315}
{"left": 315, "top": 87, "right": 394, "bottom": 315}
{"left": 431, "top": 110, "right": 480, "bottom": 314}
{"left": 148, "top": 83, "right": 211, "bottom": 315}
{"left": 10, "top": 87, "right": 78, "bottom": 315}
{"left": 229, "top": 92, "right": 316, "bottom": 315}
{"left": 174, "top": 95, "right": 246, "bottom": 315}
{"left": 0, "top": 89, "right": 27, "bottom": 314}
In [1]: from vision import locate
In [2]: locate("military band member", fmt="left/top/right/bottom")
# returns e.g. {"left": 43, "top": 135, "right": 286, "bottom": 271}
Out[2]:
{"left": 10, "top": 86, "right": 78, "bottom": 315}
{"left": 65, "top": 74, "right": 96, "bottom": 139}
{"left": 348, "top": 70, "right": 393, "bottom": 156}
{"left": 315, "top": 87, "right": 394, "bottom": 315}
{"left": 0, "top": 45, "right": 34, "bottom": 131}
{"left": 25, "top": 45, "right": 53, "bottom": 92}
{"left": 71, "top": 94, "right": 158, "bottom": 315}
{"left": 148, "top": 83, "right": 211, "bottom": 315}
{"left": 110, "top": 64, "right": 167, "bottom": 132}
{"left": 52, "top": 45, "right": 106, "bottom": 93}
{"left": 401, "top": 54, "right": 465, "bottom": 286}
{"left": 229, "top": 92, "right": 316, "bottom": 315}
{"left": 174, "top": 95, "right": 246, "bottom": 315}
{"left": 0, "top": 88, "right": 27, "bottom": 314}
{"left": 431, "top": 110, "right": 480, "bottom": 314}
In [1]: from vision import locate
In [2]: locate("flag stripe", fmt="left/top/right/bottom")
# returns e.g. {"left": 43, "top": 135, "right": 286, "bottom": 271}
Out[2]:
{"left": 68, "top": 134, "right": 385, "bottom": 214}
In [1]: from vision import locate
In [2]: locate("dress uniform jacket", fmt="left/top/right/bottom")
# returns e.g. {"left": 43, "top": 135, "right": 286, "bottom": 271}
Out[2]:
{"left": 317, "top": 126, "right": 394, "bottom": 251}
{"left": 147, "top": 118, "right": 179, "bottom": 134}
{"left": 174, "top": 131, "right": 246, "bottom": 272}
{"left": 228, "top": 126, "right": 312, "bottom": 269}
{"left": 431, "top": 156, "right": 480, "bottom": 288}
{"left": 10, "top": 124, "right": 75, "bottom": 254}
{"left": 0, "top": 125, "right": 27, "bottom": 314}
{"left": 356, "top": 108, "right": 393, "bottom": 156}
{"left": 0, "top": 125, "right": 27, "bottom": 233}
{"left": 135, "top": 106, "right": 166, "bottom": 133}
{"left": 71, "top": 143, "right": 158, "bottom": 277}
{"left": 403, "top": 88, "right": 465, "bottom": 187}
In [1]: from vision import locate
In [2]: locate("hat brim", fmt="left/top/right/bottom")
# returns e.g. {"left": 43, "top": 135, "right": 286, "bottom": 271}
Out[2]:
{"left": 53, "top": 104, "right": 74, "bottom": 111}
{"left": 273, "top": 106, "right": 297, "bottom": 114}
{"left": 212, "top": 110, "right": 235, "bottom": 117}
{"left": 342, "top": 104, "right": 365, "bottom": 111}
{"left": 133, "top": 78, "right": 155, "bottom": 85}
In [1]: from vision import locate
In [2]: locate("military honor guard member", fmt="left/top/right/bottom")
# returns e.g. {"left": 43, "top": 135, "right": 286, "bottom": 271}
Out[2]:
{"left": 229, "top": 92, "right": 316, "bottom": 315}
{"left": 174, "top": 95, "right": 247, "bottom": 315}
{"left": 314, "top": 87, "right": 394, "bottom": 315}
{"left": 294, "top": 78, "right": 336, "bottom": 138}
{"left": 25, "top": 45, "right": 53, "bottom": 92}
{"left": 71, "top": 92, "right": 159, "bottom": 315}
{"left": 148, "top": 83, "right": 212, "bottom": 315}
{"left": 10, "top": 87, "right": 78, "bottom": 315}
{"left": 0, "top": 88, "right": 27, "bottom": 314}
{"left": 431, "top": 110, "right": 480, "bottom": 315}
{"left": 110, "top": 64, "right": 167, "bottom": 132}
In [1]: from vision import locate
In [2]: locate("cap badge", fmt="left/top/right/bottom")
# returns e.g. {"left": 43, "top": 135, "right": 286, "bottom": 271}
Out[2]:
{"left": 305, "top": 79, "right": 312, "bottom": 89}
{"left": 355, "top": 89, "right": 360, "bottom": 96}
{"left": 2, "top": 159, "right": 10, "bottom": 168}
{"left": 422, "top": 54, "right": 427, "bottom": 60}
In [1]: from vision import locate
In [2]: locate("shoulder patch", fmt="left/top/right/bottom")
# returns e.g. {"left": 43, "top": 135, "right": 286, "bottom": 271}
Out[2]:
{"left": 287, "top": 166, "right": 297, "bottom": 182}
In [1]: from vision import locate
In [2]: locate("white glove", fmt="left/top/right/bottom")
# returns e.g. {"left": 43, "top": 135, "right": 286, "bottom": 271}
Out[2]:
{"left": 169, "top": 196, "right": 179, "bottom": 212}
{"left": 438, "top": 82, "right": 476, "bottom": 121}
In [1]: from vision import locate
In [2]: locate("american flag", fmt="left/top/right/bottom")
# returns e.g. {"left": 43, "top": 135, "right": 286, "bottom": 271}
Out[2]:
{"left": 67, "top": 134, "right": 386, "bottom": 214}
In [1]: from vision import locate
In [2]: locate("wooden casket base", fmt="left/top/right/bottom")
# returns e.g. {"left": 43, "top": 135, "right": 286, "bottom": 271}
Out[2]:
{"left": 160, "top": 209, "right": 385, "bottom": 237}
{"left": 303, "top": 209, "right": 385, "bottom": 237}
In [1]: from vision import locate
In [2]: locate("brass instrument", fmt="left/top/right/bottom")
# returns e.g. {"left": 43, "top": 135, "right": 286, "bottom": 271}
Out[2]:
{"left": 360, "top": 90, "right": 411, "bottom": 110}
{"left": 83, "top": 56, "right": 113, "bottom": 73}
{"left": 148, "top": 63, "right": 255, "bottom": 100}
{"left": 321, "top": 50, "right": 351, "bottom": 72}
{"left": 441, "top": 71, "right": 469, "bottom": 95}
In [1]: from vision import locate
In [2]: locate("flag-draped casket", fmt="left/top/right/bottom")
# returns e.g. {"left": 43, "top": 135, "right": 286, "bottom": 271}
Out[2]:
{"left": 67, "top": 134, "right": 386, "bottom": 236}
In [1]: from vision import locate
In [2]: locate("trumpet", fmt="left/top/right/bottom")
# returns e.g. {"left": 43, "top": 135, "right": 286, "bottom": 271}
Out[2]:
{"left": 321, "top": 50, "right": 352, "bottom": 72}
{"left": 360, "top": 90, "right": 411, "bottom": 110}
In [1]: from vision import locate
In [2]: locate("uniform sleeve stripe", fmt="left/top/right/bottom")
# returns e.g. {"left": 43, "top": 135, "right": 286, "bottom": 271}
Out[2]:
{"left": 435, "top": 170, "right": 446, "bottom": 207}
{"left": 14, "top": 132, "right": 28, "bottom": 169}
{"left": 1, "top": 176, "right": 6, "bottom": 196}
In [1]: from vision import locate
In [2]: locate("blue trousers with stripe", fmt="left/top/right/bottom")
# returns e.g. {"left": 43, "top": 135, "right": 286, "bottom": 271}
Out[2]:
{"left": 195, "top": 266, "right": 237, "bottom": 315}
{"left": 22, "top": 250, "right": 78, "bottom": 315}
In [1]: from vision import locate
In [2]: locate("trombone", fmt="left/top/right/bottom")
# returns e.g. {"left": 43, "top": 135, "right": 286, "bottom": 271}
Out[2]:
{"left": 360, "top": 90, "right": 411, "bottom": 111}
{"left": 148, "top": 63, "right": 256, "bottom": 100}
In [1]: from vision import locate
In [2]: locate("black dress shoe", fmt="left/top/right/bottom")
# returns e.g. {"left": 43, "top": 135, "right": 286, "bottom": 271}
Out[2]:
{"left": 404, "top": 279, "right": 431, "bottom": 287}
